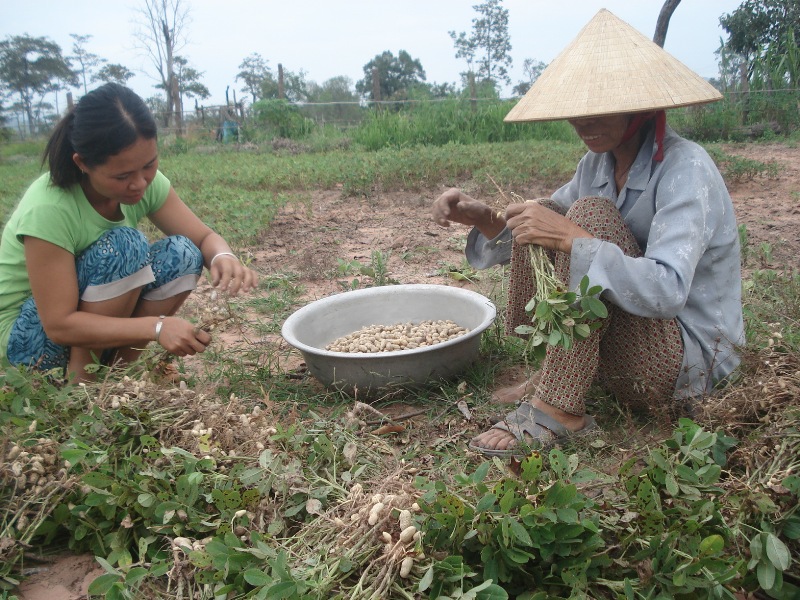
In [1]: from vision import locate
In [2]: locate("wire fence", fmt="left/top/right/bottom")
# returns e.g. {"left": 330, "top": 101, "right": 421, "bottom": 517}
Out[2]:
{"left": 150, "top": 95, "right": 541, "bottom": 140}
{"left": 5, "top": 87, "right": 799, "bottom": 142}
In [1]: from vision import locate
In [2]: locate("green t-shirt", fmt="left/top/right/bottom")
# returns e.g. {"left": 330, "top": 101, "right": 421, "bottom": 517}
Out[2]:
{"left": 0, "top": 170, "right": 171, "bottom": 359}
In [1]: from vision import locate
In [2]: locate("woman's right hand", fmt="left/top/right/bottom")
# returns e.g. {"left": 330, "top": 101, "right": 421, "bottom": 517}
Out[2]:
{"left": 155, "top": 316, "right": 212, "bottom": 357}
{"left": 432, "top": 188, "right": 506, "bottom": 239}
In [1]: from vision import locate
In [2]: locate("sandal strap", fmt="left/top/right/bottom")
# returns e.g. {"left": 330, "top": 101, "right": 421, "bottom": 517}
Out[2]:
{"left": 491, "top": 403, "right": 572, "bottom": 442}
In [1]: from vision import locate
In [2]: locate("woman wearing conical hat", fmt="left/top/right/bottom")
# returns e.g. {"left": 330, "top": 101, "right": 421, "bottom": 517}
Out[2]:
{"left": 432, "top": 9, "right": 744, "bottom": 457}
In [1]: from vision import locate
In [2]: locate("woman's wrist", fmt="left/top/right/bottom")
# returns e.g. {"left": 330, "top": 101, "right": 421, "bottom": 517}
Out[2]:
{"left": 478, "top": 206, "right": 507, "bottom": 240}
{"left": 154, "top": 315, "right": 166, "bottom": 343}
{"left": 209, "top": 251, "right": 238, "bottom": 269}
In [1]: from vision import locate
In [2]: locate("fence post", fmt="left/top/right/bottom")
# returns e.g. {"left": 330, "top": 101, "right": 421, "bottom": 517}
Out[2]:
{"left": 469, "top": 72, "right": 477, "bottom": 113}
{"left": 372, "top": 67, "right": 381, "bottom": 110}
{"left": 739, "top": 62, "right": 750, "bottom": 123}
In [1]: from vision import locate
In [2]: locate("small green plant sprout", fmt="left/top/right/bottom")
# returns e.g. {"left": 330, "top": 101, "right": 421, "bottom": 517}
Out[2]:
{"left": 335, "top": 250, "right": 398, "bottom": 291}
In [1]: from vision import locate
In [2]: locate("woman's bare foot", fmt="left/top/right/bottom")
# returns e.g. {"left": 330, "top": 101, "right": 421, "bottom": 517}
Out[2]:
{"left": 471, "top": 397, "right": 588, "bottom": 453}
{"left": 491, "top": 371, "right": 541, "bottom": 404}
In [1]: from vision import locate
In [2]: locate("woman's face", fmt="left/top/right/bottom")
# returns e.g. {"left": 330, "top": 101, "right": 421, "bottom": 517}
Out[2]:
{"left": 567, "top": 114, "right": 632, "bottom": 154}
{"left": 74, "top": 137, "right": 159, "bottom": 206}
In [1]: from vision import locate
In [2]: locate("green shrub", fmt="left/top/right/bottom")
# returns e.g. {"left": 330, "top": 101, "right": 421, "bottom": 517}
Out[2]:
{"left": 252, "top": 99, "right": 315, "bottom": 140}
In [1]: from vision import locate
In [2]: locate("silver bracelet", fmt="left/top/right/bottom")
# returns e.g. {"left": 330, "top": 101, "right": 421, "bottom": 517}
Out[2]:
{"left": 154, "top": 315, "right": 166, "bottom": 344}
{"left": 209, "top": 252, "right": 238, "bottom": 269}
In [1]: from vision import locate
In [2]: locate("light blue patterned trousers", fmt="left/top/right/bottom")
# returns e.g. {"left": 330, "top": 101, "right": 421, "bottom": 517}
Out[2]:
{"left": 7, "top": 227, "right": 202, "bottom": 371}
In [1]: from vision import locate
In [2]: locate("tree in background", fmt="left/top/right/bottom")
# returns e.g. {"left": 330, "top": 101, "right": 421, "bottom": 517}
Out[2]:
{"left": 720, "top": 0, "right": 800, "bottom": 88}
{"left": 69, "top": 34, "right": 106, "bottom": 95}
{"left": 355, "top": 50, "right": 426, "bottom": 102}
{"left": 236, "top": 53, "right": 271, "bottom": 104}
{"left": 512, "top": 58, "right": 546, "bottom": 96}
{"left": 260, "top": 67, "right": 310, "bottom": 103}
{"left": 305, "top": 75, "right": 361, "bottom": 125}
{"left": 0, "top": 34, "right": 75, "bottom": 135}
{"left": 170, "top": 56, "right": 210, "bottom": 112}
{"left": 653, "top": 0, "right": 682, "bottom": 48}
{"left": 449, "top": 0, "right": 513, "bottom": 91}
{"left": 133, "top": 0, "right": 191, "bottom": 131}
{"left": 144, "top": 94, "right": 167, "bottom": 119}
{"left": 427, "top": 82, "right": 459, "bottom": 98}
{"left": 92, "top": 63, "right": 135, "bottom": 86}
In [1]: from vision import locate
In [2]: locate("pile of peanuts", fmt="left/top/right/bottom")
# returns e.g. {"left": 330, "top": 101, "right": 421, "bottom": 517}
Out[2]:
{"left": 325, "top": 320, "right": 469, "bottom": 353}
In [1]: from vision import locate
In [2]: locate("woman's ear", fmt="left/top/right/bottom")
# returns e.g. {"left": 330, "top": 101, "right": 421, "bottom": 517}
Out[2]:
{"left": 72, "top": 153, "right": 88, "bottom": 174}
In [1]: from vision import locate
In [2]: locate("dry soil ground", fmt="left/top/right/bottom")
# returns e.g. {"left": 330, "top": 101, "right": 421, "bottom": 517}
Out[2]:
{"left": 14, "top": 142, "right": 800, "bottom": 599}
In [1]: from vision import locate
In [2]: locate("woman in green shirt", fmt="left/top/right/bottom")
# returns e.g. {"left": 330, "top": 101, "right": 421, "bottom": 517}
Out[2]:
{"left": 0, "top": 83, "right": 258, "bottom": 381}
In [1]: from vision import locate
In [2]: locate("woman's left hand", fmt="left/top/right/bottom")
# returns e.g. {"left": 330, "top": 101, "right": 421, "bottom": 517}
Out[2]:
{"left": 506, "top": 202, "right": 593, "bottom": 254}
{"left": 210, "top": 253, "right": 258, "bottom": 295}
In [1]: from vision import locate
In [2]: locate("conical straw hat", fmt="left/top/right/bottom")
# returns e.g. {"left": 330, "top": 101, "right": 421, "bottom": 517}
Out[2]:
{"left": 504, "top": 9, "right": 722, "bottom": 122}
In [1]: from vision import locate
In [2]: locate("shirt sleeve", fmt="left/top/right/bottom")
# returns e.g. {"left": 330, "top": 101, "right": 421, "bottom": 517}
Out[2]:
{"left": 464, "top": 226, "right": 513, "bottom": 268}
{"left": 15, "top": 202, "right": 81, "bottom": 255}
{"left": 569, "top": 149, "right": 724, "bottom": 319}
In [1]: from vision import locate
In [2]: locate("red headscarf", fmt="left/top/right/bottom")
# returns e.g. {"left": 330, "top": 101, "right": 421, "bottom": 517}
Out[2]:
{"left": 621, "top": 110, "right": 667, "bottom": 161}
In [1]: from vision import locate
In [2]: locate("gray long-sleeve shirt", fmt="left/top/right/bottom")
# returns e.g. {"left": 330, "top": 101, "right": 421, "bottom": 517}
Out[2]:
{"left": 466, "top": 125, "right": 744, "bottom": 398}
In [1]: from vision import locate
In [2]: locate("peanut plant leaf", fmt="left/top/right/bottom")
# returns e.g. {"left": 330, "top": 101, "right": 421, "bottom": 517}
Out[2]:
{"left": 585, "top": 296, "right": 608, "bottom": 318}
{"left": 574, "top": 323, "right": 591, "bottom": 338}
{"left": 699, "top": 534, "right": 725, "bottom": 556}
{"left": 765, "top": 533, "right": 791, "bottom": 570}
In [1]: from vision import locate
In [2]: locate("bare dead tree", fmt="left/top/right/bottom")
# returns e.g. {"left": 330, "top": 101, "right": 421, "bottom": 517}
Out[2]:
{"left": 133, "top": 0, "right": 190, "bottom": 134}
{"left": 653, "top": 0, "right": 682, "bottom": 47}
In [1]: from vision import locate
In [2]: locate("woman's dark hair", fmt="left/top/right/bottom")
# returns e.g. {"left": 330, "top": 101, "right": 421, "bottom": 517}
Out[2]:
{"left": 43, "top": 83, "right": 158, "bottom": 189}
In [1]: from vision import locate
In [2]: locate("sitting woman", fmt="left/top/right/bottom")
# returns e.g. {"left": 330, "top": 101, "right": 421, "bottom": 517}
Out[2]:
{"left": 0, "top": 83, "right": 258, "bottom": 382}
{"left": 432, "top": 9, "right": 744, "bottom": 457}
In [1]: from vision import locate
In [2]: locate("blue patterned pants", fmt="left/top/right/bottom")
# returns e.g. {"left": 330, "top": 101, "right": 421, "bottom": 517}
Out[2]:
{"left": 7, "top": 227, "right": 203, "bottom": 371}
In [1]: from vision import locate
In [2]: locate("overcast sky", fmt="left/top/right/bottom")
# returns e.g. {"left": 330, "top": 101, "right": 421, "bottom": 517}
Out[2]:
{"left": 3, "top": 0, "right": 743, "bottom": 108}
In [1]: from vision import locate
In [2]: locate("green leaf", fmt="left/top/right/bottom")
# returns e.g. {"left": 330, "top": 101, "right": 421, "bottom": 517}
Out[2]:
{"left": 81, "top": 472, "right": 115, "bottom": 488}
{"left": 764, "top": 533, "right": 791, "bottom": 570}
{"left": 475, "top": 582, "right": 510, "bottom": 599}
{"left": 137, "top": 492, "right": 156, "bottom": 508}
{"left": 579, "top": 276, "right": 590, "bottom": 295}
{"left": 781, "top": 516, "right": 800, "bottom": 540}
{"left": 585, "top": 296, "right": 608, "bottom": 318}
{"left": 476, "top": 493, "right": 497, "bottom": 513}
{"left": 106, "top": 584, "right": 126, "bottom": 600}
{"left": 417, "top": 565, "right": 434, "bottom": 592}
{"left": 520, "top": 452, "right": 543, "bottom": 483}
{"left": 573, "top": 323, "right": 591, "bottom": 338}
{"left": 783, "top": 475, "right": 800, "bottom": 494}
{"left": 535, "top": 301, "right": 552, "bottom": 319}
{"left": 757, "top": 561, "right": 776, "bottom": 590}
{"left": 87, "top": 574, "right": 119, "bottom": 595}
{"left": 665, "top": 473, "right": 679, "bottom": 496}
{"left": 61, "top": 448, "right": 89, "bottom": 467}
{"left": 244, "top": 568, "right": 273, "bottom": 587}
{"left": 124, "top": 567, "right": 149, "bottom": 586}
{"left": 499, "top": 489, "right": 517, "bottom": 514}
{"left": 472, "top": 461, "right": 491, "bottom": 484}
{"left": 508, "top": 518, "right": 533, "bottom": 546}
{"left": 699, "top": 534, "right": 724, "bottom": 556}
{"left": 266, "top": 581, "right": 297, "bottom": 599}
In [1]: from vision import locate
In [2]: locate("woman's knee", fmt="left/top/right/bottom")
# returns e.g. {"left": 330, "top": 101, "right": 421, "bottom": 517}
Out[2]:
{"left": 142, "top": 236, "right": 202, "bottom": 300}
{"left": 77, "top": 227, "right": 150, "bottom": 288}
{"left": 567, "top": 196, "right": 640, "bottom": 255}
{"left": 149, "top": 235, "right": 203, "bottom": 281}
